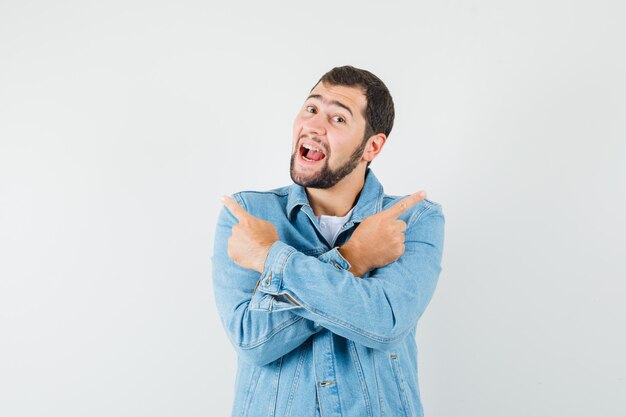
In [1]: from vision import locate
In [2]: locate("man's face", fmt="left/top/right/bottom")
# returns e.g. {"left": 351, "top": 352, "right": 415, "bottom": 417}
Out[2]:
{"left": 290, "top": 82, "right": 370, "bottom": 189}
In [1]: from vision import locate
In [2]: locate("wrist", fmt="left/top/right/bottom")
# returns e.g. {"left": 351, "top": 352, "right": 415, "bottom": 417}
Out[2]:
{"left": 338, "top": 241, "right": 366, "bottom": 278}
{"left": 255, "top": 241, "right": 276, "bottom": 273}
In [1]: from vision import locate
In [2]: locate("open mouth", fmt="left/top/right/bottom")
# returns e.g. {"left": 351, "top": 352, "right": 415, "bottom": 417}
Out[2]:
{"left": 299, "top": 142, "right": 326, "bottom": 163}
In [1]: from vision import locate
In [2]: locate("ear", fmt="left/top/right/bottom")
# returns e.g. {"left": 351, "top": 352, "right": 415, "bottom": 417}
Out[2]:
{"left": 362, "top": 133, "right": 387, "bottom": 162}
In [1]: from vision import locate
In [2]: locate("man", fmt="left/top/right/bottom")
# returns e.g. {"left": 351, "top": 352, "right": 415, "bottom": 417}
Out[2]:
{"left": 212, "top": 66, "right": 445, "bottom": 417}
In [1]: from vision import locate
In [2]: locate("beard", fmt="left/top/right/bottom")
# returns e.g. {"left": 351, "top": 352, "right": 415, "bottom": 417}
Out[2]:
{"left": 290, "top": 138, "right": 368, "bottom": 189}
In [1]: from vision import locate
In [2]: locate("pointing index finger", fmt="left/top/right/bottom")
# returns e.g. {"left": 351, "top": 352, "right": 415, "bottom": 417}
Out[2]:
{"left": 221, "top": 195, "right": 251, "bottom": 221}
{"left": 381, "top": 191, "right": 427, "bottom": 219}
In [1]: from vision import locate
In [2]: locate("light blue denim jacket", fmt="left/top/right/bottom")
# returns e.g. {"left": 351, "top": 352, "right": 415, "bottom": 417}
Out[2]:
{"left": 211, "top": 169, "right": 445, "bottom": 417}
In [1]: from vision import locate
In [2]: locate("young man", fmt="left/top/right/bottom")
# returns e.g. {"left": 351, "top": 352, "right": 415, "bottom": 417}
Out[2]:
{"left": 212, "top": 66, "right": 445, "bottom": 417}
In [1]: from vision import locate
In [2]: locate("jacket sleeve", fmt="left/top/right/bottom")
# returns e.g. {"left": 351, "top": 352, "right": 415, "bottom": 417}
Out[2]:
{"left": 211, "top": 197, "right": 324, "bottom": 367}
{"left": 254, "top": 201, "right": 445, "bottom": 352}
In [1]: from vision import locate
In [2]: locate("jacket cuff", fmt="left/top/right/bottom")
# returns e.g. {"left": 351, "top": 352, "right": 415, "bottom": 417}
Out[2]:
{"left": 257, "top": 240, "right": 297, "bottom": 296}
{"left": 317, "top": 247, "right": 352, "bottom": 271}
{"left": 250, "top": 243, "right": 351, "bottom": 312}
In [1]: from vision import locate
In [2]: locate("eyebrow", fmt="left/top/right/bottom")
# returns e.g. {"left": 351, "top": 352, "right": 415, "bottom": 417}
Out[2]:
{"left": 306, "top": 94, "right": 354, "bottom": 117}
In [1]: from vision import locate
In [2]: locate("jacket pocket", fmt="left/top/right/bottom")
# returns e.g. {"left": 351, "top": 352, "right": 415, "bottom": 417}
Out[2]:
{"left": 283, "top": 342, "right": 308, "bottom": 417}
{"left": 240, "top": 366, "right": 262, "bottom": 417}
{"left": 389, "top": 354, "right": 415, "bottom": 417}
{"left": 348, "top": 342, "right": 374, "bottom": 417}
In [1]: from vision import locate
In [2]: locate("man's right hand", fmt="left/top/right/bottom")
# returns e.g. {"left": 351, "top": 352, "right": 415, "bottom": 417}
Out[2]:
{"left": 338, "top": 191, "right": 427, "bottom": 278}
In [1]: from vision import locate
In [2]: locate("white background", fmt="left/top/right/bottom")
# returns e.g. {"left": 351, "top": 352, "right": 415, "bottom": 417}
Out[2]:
{"left": 1, "top": 1, "right": 625, "bottom": 416}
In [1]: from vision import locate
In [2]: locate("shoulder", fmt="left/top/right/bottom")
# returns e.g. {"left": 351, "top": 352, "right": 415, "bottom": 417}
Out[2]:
{"left": 230, "top": 185, "right": 291, "bottom": 218}
{"left": 232, "top": 185, "right": 290, "bottom": 206}
{"left": 380, "top": 194, "right": 445, "bottom": 249}
{"left": 381, "top": 194, "right": 444, "bottom": 227}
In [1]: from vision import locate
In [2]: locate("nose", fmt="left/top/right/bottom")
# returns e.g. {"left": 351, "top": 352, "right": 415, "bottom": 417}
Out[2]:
{"left": 302, "top": 113, "right": 327, "bottom": 136}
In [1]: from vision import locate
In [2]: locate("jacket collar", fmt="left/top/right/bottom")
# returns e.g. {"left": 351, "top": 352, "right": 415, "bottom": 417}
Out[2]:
{"left": 286, "top": 168, "right": 385, "bottom": 223}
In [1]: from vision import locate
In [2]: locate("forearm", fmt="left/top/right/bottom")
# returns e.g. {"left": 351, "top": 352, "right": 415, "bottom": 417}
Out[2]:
{"left": 255, "top": 207, "right": 445, "bottom": 351}
{"left": 217, "top": 298, "right": 321, "bottom": 366}
{"left": 212, "top": 206, "right": 321, "bottom": 366}
{"left": 257, "top": 243, "right": 442, "bottom": 350}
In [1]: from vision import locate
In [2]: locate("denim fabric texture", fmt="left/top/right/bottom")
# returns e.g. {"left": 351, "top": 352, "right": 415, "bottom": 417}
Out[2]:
{"left": 211, "top": 168, "right": 445, "bottom": 417}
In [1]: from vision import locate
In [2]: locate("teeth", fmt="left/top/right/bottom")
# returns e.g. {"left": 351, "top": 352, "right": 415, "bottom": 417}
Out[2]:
{"left": 302, "top": 143, "right": 324, "bottom": 153}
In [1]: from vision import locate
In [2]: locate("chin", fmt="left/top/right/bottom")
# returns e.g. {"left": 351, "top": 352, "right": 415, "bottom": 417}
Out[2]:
{"left": 290, "top": 170, "right": 313, "bottom": 186}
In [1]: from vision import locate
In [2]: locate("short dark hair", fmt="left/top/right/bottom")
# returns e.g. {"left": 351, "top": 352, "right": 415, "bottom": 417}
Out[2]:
{"left": 313, "top": 65, "right": 395, "bottom": 141}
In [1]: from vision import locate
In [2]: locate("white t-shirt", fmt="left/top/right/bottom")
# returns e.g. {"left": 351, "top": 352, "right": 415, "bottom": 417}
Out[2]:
{"left": 316, "top": 207, "right": 355, "bottom": 247}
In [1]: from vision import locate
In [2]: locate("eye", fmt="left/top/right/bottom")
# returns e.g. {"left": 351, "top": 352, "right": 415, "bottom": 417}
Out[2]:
{"left": 332, "top": 115, "right": 346, "bottom": 123}
{"left": 305, "top": 105, "right": 316, "bottom": 114}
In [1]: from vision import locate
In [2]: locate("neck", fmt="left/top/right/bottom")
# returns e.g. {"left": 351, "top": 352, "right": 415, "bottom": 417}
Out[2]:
{"left": 305, "top": 167, "right": 367, "bottom": 217}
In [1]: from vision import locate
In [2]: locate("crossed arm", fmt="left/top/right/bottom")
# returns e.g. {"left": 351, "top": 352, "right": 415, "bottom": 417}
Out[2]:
{"left": 211, "top": 193, "right": 444, "bottom": 366}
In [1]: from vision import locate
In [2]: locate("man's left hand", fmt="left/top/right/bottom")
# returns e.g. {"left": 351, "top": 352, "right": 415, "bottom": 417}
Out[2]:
{"left": 222, "top": 195, "right": 279, "bottom": 273}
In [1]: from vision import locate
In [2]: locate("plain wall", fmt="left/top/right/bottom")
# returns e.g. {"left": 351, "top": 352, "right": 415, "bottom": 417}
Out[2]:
{"left": 1, "top": 1, "right": 624, "bottom": 416}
